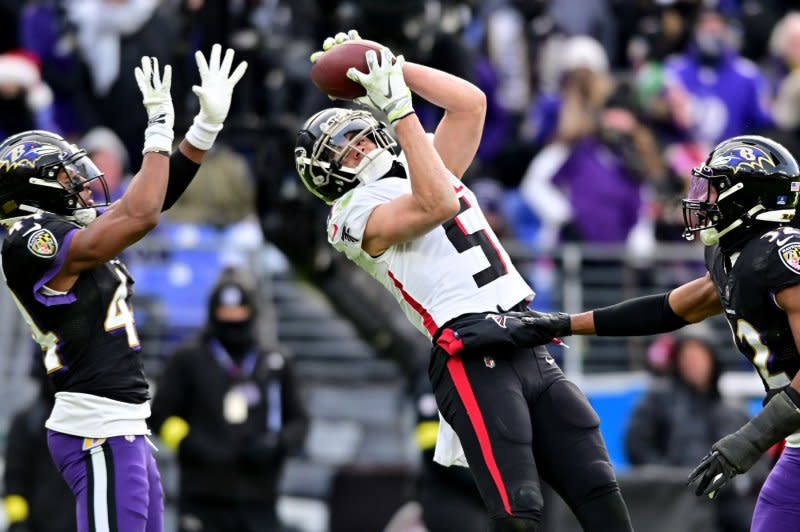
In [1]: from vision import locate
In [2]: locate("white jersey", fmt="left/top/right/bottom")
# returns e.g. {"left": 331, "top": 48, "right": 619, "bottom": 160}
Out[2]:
{"left": 327, "top": 173, "right": 534, "bottom": 339}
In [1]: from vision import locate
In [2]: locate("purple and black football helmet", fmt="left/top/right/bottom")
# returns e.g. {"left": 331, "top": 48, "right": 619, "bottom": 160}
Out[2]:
{"left": 0, "top": 130, "right": 110, "bottom": 223}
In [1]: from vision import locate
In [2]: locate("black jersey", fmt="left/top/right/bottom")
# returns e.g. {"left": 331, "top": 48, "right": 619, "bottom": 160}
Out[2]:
{"left": 1, "top": 212, "right": 148, "bottom": 404}
{"left": 706, "top": 226, "right": 800, "bottom": 395}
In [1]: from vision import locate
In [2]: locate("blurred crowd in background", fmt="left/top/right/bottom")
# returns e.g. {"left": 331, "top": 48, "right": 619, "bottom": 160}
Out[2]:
{"left": 2, "top": 0, "right": 799, "bottom": 265}
{"left": 2, "top": 0, "right": 800, "bottom": 531}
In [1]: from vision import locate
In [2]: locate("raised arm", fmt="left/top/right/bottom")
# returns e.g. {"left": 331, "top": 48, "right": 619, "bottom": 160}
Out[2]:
{"left": 346, "top": 46, "right": 460, "bottom": 256}
{"left": 162, "top": 44, "right": 248, "bottom": 211}
{"left": 313, "top": 30, "right": 485, "bottom": 179}
{"left": 48, "top": 46, "right": 246, "bottom": 291}
{"left": 402, "top": 62, "right": 486, "bottom": 179}
{"left": 50, "top": 56, "right": 175, "bottom": 290}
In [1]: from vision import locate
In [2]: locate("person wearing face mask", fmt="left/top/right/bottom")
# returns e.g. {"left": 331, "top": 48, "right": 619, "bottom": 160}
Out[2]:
{"left": 150, "top": 267, "right": 308, "bottom": 532}
{"left": 662, "top": 6, "right": 773, "bottom": 146}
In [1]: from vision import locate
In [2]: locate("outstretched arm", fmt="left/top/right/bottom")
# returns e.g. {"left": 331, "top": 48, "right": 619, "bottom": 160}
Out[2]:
{"left": 501, "top": 274, "right": 722, "bottom": 347}
{"left": 569, "top": 274, "right": 723, "bottom": 335}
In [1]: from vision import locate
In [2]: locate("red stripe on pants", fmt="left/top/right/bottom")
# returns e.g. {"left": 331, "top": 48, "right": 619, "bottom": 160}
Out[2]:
{"left": 446, "top": 356, "right": 512, "bottom": 515}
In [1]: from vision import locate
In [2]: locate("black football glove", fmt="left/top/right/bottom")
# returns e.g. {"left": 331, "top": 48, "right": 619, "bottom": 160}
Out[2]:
{"left": 688, "top": 388, "right": 800, "bottom": 498}
{"left": 506, "top": 310, "right": 572, "bottom": 342}
{"left": 436, "top": 310, "right": 572, "bottom": 356}
{"left": 687, "top": 445, "right": 745, "bottom": 499}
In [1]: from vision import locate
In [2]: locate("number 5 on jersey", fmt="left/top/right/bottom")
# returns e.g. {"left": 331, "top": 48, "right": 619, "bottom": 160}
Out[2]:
{"left": 443, "top": 195, "right": 508, "bottom": 288}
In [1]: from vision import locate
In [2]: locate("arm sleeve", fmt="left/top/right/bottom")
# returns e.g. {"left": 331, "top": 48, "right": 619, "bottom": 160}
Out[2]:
{"left": 162, "top": 149, "right": 201, "bottom": 212}
{"left": 593, "top": 291, "right": 688, "bottom": 336}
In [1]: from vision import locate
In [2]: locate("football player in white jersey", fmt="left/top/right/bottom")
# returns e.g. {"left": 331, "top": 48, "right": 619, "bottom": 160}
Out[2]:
{"left": 294, "top": 31, "right": 633, "bottom": 532}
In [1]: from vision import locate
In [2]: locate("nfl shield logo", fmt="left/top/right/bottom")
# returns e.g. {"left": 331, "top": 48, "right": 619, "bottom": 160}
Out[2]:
{"left": 484, "top": 356, "right": 495, "bottom": 369}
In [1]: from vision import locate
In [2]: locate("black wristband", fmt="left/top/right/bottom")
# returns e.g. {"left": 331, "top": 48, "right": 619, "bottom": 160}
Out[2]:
{"left": 593, "top": 291, "right": 688, "bottom": 336}
{"left": 163, "top": 149, "right": 201, "bottom": 212}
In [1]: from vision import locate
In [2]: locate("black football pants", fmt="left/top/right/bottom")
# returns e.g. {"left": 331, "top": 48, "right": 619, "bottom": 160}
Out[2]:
{"left": 429, "top": 340, "right": 632, "bottom": 530}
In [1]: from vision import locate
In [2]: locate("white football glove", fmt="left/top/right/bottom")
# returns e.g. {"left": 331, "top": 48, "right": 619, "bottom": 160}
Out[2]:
{"left": 134, "top": 56, "right": 174, "bottom": 154}
{"left": 347, "top": 48, "right": 414, "bottom": 124}
{"left": 309, "top": 29, "right": 361, "bottom": 64}
{"left": 186, "top": 43, "right": 248, "bottom": 151}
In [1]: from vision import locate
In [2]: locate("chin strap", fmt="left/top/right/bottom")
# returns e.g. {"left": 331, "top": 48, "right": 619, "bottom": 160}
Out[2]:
{"left": 352, "top": 148, "right": 396, "bottom": 185}
{"left": 702, "top": 205, "right": 765, "bottom": 247}
{"left": 72, "top": 208, "right": 97, "bottom": 226}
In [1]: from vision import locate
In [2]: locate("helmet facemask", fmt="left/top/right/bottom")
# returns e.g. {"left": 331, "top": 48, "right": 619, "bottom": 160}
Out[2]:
{"left": 682, "top": 165, "right": 727, "bottom": 245}
{"left": 36, "top": 149, "right": 111, "bottom": 225}
{"left": 682, "top": 165, "right": 800, "bottom": 246}
{"left": 296, "top": 110, "right": 398, "bottom": 204}
{"left": 680, "top": 136, "right": 800, "bottom": 248}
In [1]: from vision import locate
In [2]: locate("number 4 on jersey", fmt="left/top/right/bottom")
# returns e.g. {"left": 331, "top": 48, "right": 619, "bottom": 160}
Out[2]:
{"left": 104, "top": 267, "right": 140, "bottom": 348}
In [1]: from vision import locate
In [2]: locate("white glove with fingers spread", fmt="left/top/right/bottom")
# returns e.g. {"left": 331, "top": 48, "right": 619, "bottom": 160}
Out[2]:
{"left": 309, "top": 29, "right": 361, "bottom": 63}
{"left": 186, "top": 43, "right": 248, "bottom": 151}
{"left": 135, "top": 56, "right": 174, "bottom": 154}
{"left": 347, "top": 48, "right": 414, "bottom": 124}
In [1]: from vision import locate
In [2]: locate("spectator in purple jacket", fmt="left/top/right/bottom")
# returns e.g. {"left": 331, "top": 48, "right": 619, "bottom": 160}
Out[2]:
{"left": 663, "top": 7, "right": 773, "bottom": 146}
{"left": 518, "top": 36, "right": 660, "bottom": 251}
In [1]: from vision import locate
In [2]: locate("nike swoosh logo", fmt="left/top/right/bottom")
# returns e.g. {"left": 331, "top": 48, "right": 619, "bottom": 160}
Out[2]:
{"left": 778, "top": 236, "right": 794, "bottom": 246}
{"left": 382, "top": 79, "right": 393, "bottom": 100}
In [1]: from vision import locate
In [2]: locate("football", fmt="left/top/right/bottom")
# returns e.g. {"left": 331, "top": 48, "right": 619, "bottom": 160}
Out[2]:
{"left": 310, "top": 40, "right": 386, "bottom": 100}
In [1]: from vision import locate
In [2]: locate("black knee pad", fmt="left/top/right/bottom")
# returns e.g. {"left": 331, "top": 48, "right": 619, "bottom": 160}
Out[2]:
{"left": 489, "top": 516, "right": 539, "bottom": 532}
{"left": 510, "top": 484, "right": 543, "bottom": 514}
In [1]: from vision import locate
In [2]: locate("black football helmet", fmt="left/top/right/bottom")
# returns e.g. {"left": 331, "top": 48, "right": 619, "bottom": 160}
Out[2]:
{"left": 0, "top": 130, "right": 110, "bottom": 224}
{"left": 295, "top": 108, "right": 399, "bottom": 204}
{"left": 682, "top": 135, "right": 800, "bottom": 248}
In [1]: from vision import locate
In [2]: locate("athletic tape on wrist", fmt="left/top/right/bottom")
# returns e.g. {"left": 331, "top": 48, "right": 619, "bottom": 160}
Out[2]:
{"left": 185, "top": 115, "right": 223, "bottom": 151}
{"left": 142, "top": 123, "right": 174, "bottom": 154}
